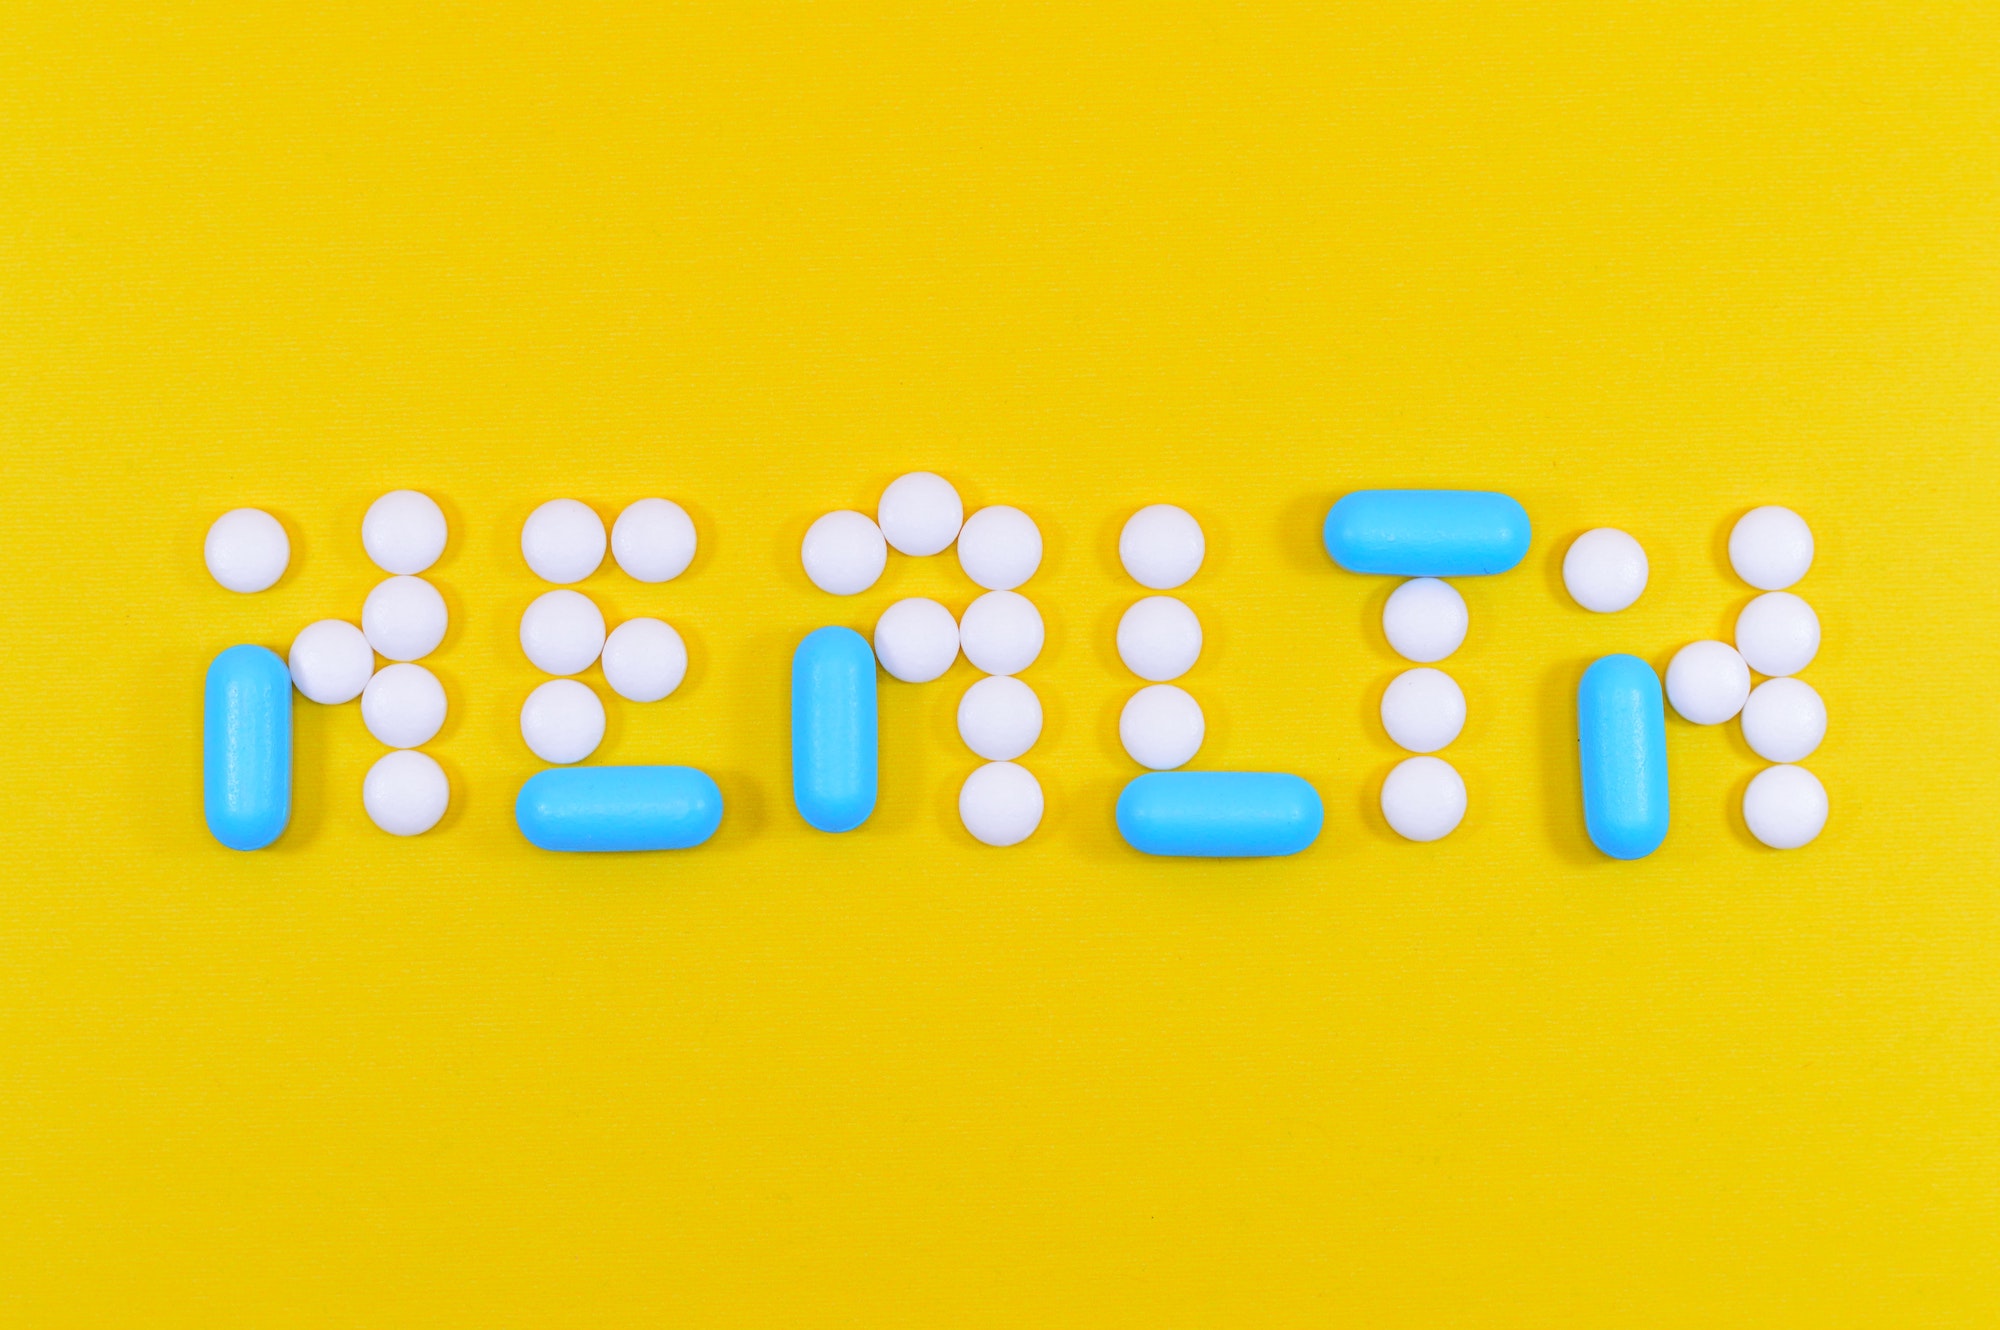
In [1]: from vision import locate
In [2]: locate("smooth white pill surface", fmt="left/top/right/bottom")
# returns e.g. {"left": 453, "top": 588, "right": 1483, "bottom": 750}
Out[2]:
{"left": 1741, "top": 676, "right": 1826, "bottom": 763}
{"left": 1116, "top": 595, "right": 1202, "bottom": 682}
{"left": 288, "top": 619, "right": 375, "bottom": 705}
{"left": 1120, "top": 684, "right": 1204, "bottom": 770}
{"left": 877, "top": 472, "right": 963, "bottom": 557}
{"left": 362, "top": 490, "right": 447, "bottom": 575}
{"left": 1743, "top": 764, "right": 1828, "bottom": 849}
{"left": 1381, "top": 755, "right": 1467, "bottom": 842}
{"left": 957, "top": 506, "right": 1042, "bottom": 591}
{"left": 873, "top": 597, "right": 959, "bottom": 683}
{"left": 959, "top": 761, "right": 1044, "bottom": 847}
{"left": 1380, "top": 668, "right": 1466, "bottom": 753}
{"left": 1119, "top": 504, "right": 1205, "bottom": 590}
{"left": 1730, "top": 506, "right": 1814, "bottom": 591}
{"left": 959, "top": 590, "right": 1044, "bottom": 676}
{"left": 519, "top": 589, "right": 606, "bottom": 676}
{"left": 361, "top": 662, "right": 447, "bottom": 749}
{"left": 801, "top": 510, "right": 888, "bottom": 595}
{"left": 601, "top": 618, "right": 687, "bottom": 702}
{"left": 522, "top": 499, "right": 606, "bottom": 584}
{"left": 1382, "top": 578, "right": 1468, "bottom": 663}
{"left": 611, "top": 498, "right": 697, "bottom": 583}
{"left": 204, "top": 508, "right": 290, "bottom": 593}
{"left": 1735, "top": 591, "right": 1820, "bottom": 677}
{"left": 361, "top": 575, "right": 448, "bottom": 662}
{"left": 1665, "top": 640, "right": 1751, "bottom": 725}
{"left": 362, "top": 750, "right": 450, "bottom": 837}
{"left": 1562, "top": 528, "right": 1649, "bottom": 613}
{"left": 520, "top": 679, "right": 605, "bottom": 765}
{"left": 957, "top": 675, "right": 1043, "bottom": 761}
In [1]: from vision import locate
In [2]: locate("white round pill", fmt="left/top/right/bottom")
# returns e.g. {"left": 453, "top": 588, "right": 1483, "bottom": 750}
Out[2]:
{"left": 877, "top": 471, "right": 964, "bottom": 557}
{"left": 519, "top": 589, "right": 606, "bottom": 676}
{"left": 959, "top": 590, "right": 1044, "bottom": 676}
{"left": 1735, "top": 591, "right": 1820, "bottom": 677}
{"left": 1380, "top": 755, "right": 1467, "bottom": 842}
{"left": 362, "top": 749, "right": 450, "bottom": 837}
{"left": 959, "top": 761, "right": 1044, "bottom": 847}
{"left": 204, "top": 508, "right": 290, "bottom": 593}
{"left": 521, "top": 499, "right": 606, "bottom": 584}
{"left": 1119, "top": 684, "right": 1204, "bottom": 770}
{"left": 957, "top": 505, "right": 1042, "bottom": 591}
{"left": 288, "top": 619, "right": 375, "bottom": 704}
{"left": 1562, "top": 527, "right": 1649, "bottom": 613}
{"left": 1740, "top": 676, "right": 1826, "bottom": 763}
{"left": 1729, "top": 506, "right": 1814, "bottom": 591}
{"left": 601, "top": 617, "right": 687, "bottom": 702}
{"left": 361, "top": 575, "right": 448, "bottom": 662}
{"left": 1665, "top": 640, "right": 1751, "bottom": 725}
{"left": 1382, "top": 578, "right": 1468, "bottom": 663}
{"left": 1118, "top": 504, "right": 1205, "bottom": 590}
{"left": 1380, "top": 668, "right": 1466, "bottom": 753}
{"left": 1116, "top": 595, "right": 1202, "bottom": 682}
{"left": 520, "top": 679, "right": 605, "bottom": 764}
{"left": 360, "top": 662, "right": 447, "bottom": 749}
{"left": 610, "top": 498, "right": 696, "bottom": 583}
{"left": 1743, "top": 764, "right": 1828, "bottom": 849}
{"left": 361, "top": 490, "right": 447, "bottom": 575}
{"left": 957, "top": 675, "right": 1043, "bottom": 761}
{"left": 873, "top": 597, "right": 959, "bottom": 683}
{"left": 801, "top": 510, "right": 887, "bottom": 595}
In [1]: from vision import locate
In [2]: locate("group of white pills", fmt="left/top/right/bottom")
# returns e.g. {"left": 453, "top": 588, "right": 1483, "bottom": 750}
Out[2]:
{"left": 828, "top": 473, "right": 1047, "bottom": 847}
{"left": 1666, "top": 506, "right": 1827, "bottom": 849}
{"left": 518, "top": 498, "right": 696, "bottom": 765}
{"left": 1115, "top": 505, "right": 1207, "bottom": 771}
{"left": 1376, "top": 578, "right": 1472, "bottom": 841}
{"left": 206, "top": 493, "right": 455, "bottom": 836}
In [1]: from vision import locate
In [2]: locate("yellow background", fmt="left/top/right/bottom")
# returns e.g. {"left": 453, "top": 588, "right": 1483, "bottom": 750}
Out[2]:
{"left": 3, "top": 3, "right": 1997, "bottom": 1324}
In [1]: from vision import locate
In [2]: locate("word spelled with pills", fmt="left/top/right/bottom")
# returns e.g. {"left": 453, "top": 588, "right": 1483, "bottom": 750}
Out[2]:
{"left": 202, "top": 480, "right": 1827, "bottom": 860}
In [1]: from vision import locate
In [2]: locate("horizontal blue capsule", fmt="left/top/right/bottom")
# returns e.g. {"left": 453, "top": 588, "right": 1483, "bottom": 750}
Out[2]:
{"left": 1323, "top": 489, "right": 1531, "bottom": 576}
{"left": 792, "top": 626, "right": 877, "bottom": 833}
{"left": 1116, "top": 772, "right": 1324, "bottom": 858}
{"left": 204, "top": 644, "right": 291, "bottom": 851}
{"left": 516, "top": 766, "right": 723, "bottom": 851}
{"left": 1577, "top": 654, "right": 1669, "bottom": 860}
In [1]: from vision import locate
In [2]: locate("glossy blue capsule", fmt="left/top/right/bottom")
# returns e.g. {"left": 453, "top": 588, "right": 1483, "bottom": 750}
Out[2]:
{"left": 203, "top": 644, "right": 291, "bottom": 851}
{"left": 1116, "top": 772, "right": 1324, "bottom": 858}
{"left": 792, "top": 626, "right": 877, "bottom": 832}
{"left": 515, "top": 766, "right": 723, "bottom": 852}
{"left": 1577, "top": 654, "right": 1670, "bottom": 860}
{"left": 1323, "top": 489, "right": 1531, "bottom": 577}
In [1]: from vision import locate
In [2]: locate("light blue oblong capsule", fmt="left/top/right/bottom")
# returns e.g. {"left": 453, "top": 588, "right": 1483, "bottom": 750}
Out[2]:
{"left": 203, "top": 644, "right": 291, "bottom": 851}
{"left": 1577, "top": 654, "right": 1670, "bottom": 860}
{"left": 1323, "top": 489, "right": 1531, "bottom": 577}
{"left": 792, "top": 625, "right": 877, "bottom": 832}
{"left": 515, "top": 766, "right": 723, "bottom": 851}
{"left": 1116, "top": 772, "right": 1324, "bottom": 858}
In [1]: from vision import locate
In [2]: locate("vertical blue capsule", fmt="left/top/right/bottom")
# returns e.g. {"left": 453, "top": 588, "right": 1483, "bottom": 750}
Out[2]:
{"left": 1577, "top": 654, "right": 1669, "bottom": 860}
{"left": 203, "top": 644, "right": 292, "bottom": 851}
{"left": 792, "top": 626, "right": 877, "bottom": 832}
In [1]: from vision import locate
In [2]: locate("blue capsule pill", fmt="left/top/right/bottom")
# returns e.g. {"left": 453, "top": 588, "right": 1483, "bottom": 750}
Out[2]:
{"left": 1577, "top": 654, "right": 1670, "bottom": 860}
{"left": 792, "top": 626, "right": 877, "bottom": 832}
{"left": 515, "top": 766, "right": 723, "bottom": 851}
{"left": 203, "top": 644, "right": 292, "bottom": 851}
{"left": 1116, "top": 772, "right": 1324, "bottom": 858}
{"left": 1322, "top": 489, "right": 1531, "bottom": 577}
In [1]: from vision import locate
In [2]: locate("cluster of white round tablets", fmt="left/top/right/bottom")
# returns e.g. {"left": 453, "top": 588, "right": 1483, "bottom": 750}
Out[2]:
{"left": 270, "top": 491, "right": 452, "bottom": 836}
{"left": 519, "top": 498, "right": 694, "bottom": 766}
{"left": 1115, "top": 505, "right": 1206, "bottom": 773}
{"left": 1377, "top": 577, "right": 1469, "bottom": 841}
{"left": 1664, "top": 505, "right": 1826, "bottom": 849}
